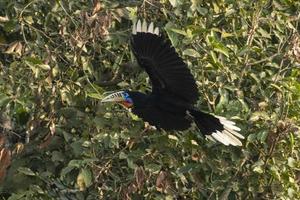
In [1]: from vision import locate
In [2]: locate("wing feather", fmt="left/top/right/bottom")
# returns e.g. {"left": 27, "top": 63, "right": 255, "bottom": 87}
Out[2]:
{"left": 131, "top": 20, "right": 199, "bottom": 105}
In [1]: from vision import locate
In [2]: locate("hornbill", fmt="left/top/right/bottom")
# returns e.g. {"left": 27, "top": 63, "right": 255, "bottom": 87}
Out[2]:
{"left": 101, "top": 20, "right": 244, "bottom": 146}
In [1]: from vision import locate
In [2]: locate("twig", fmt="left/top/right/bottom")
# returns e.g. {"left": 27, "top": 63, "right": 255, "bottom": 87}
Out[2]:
{"left": 58, "top": 1, "right": 78, "bottom": 27}
{"left": 219, "top": 158, "right": 247, "bottom": 200}
{"left": 94, "top": 126, "right": 151, "bottom": 181}
{"left": 96, "top": 62, "right": 134, "bottom": 87}
{"left": 247, "top": 53, "right": 280, "bottom": 66}
{"left": 238, "top": 5, "right": 263, "bottom": 88}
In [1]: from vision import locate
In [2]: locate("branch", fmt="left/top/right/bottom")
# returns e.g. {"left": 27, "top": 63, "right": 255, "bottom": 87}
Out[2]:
{"left": 97, "top": 62, "right": 135, "bottom": 87}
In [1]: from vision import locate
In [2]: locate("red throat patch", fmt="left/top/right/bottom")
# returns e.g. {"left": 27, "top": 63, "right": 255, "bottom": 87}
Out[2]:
{"left": 119, "top": 101, "right": 133, "bottom": 108}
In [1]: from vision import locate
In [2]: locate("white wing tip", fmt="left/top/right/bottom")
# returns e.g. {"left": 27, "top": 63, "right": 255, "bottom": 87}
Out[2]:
{"left": 136, "top": 20, "right": 142, "bottom": 33}
{"left": 141, "top": 20, "right": 147, "bottom": 32}
{"left": 154, "top": 27, "right": 159, "bottom": 35}
{"left": 148, "top": 22, "right": 154, "bottom": 33}
{"left": 132, "top": 19, "right": 159, "bottom": 35}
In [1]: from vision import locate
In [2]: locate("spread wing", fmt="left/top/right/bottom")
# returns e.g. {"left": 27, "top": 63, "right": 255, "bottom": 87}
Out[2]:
{"left": 131, "top": 20, "right": 199, "bottom": 105}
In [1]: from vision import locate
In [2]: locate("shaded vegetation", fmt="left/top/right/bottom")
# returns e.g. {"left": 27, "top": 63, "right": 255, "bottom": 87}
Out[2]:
{"left": 0, "top": 0, "right": 300, "bottom": 199}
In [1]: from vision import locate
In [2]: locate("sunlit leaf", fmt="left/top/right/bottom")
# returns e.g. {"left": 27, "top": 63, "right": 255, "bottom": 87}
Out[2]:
{"left": 183, "top": 48, "right": 200, "bottom": 57}
{"left": 18, "top": 167, "right": 36, "bottom": 176}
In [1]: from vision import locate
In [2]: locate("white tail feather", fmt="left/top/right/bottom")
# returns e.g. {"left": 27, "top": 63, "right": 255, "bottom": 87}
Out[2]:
{"left": 206, "top": 135, "right": 216, "bottom": 142}
{"left": 211, "top": 131, "right": 229, "bottom": 146}
{"left": 224, "top": 130, "right": 243, "bottom": 146}
{"left": 207, "top": 117, "right": 244, "bottom": 146}
{"left": 224, "top": 123, "right": 241, "bottom": 131}
{"left": 227, "top": 129, "right": 244, "bottom": 139}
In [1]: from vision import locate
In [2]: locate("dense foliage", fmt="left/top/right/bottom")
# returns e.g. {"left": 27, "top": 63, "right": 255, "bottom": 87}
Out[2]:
{"left": 0, "top": 0, "right": 300, "bottom": 199}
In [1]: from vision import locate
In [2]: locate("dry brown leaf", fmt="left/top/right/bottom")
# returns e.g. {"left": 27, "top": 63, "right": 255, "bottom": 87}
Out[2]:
{"left": 5, "top": 42, "right": 19, "bottom": 54}
{"left": 5, "top": 41, "right": 22, "bottom": 56}
{"left": 0, "top": 168, "right": 6, "bottom": 182}
{"left": 13, "top": 142, "right": 24, "bottom": 154}
{"left": 39, "top": 132, "right": 53, "bottom": 149}
{"left": 50, "top": 121, "right": 56, "bottom": 135}
{"left": 296, "top": 171, "right": 300, "bottom": 185}
{"left": 0, "top": 148, "right": 11, "bottom": 168}
{"left": 92, "top": 1, "right": 101, "bottom": 15}
{"left": 0, "top": 148, "right": 12, "bottom": 183}
{"left": 15, "top": 42, "right": 23, "bottom": 56}
{"left": 289, "top": 33, "right": 300, "bottom": 62}
{"left": 134, "top": 166, "right": 145, "bottom": 190}
{"left": 0, "top": 16, "right": 9, "bottom": 22}
{"left": 0, "top": 135, "right": 6, "bottom": 148}
{"left": 156, "top": 170, "right": 168, "bottom": 192}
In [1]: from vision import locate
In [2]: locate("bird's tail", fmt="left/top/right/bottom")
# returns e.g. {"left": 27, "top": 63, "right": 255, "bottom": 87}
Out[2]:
{"left": 189, "top": 109, "right": 244, "bottom": 146}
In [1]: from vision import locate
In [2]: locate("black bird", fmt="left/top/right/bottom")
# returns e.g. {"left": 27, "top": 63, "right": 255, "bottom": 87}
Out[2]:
{"left": 101, "top": 20, "right": 244, "bottom": 146}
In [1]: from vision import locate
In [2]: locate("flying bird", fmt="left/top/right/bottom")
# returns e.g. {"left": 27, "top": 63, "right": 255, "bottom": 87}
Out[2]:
{"left": 101, "top": 20, "right": 244, "bottom": 146}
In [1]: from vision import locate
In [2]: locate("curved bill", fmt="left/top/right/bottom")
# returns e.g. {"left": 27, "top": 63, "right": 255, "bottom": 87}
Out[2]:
{"left": 101, "top": 91, "right": 126, "bottom": 103}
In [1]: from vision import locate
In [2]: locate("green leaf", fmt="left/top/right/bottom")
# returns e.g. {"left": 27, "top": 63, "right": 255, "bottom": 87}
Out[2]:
{"left": 145, "top": 163, "right": 161, "bottom": 173}
{"left": 18, "top": 167, "right": 36, "bottom": 176}
{"left": 249, "top": 111, "right": 269, "bottom": 121}
{"left": 252, "top": 160, "right": 264, "bottom": 174}
{"left": 61, "top": 166, "right": 76, "bottom": 178}
{"left": 78, "top": 168, "right": 93, "bottom": 188}
{"left": 3, "top": 19, "right": 18, "bottom": 33}
{"left": 86, "top": 92, "right": 103, "bottom": 100}
{"left": 7, "top": 193, "right": 26, "bottom": 200}
{"left": 170, "top": 28, "right": 187, "bottom": 36}
{"left": 177, "top": 163, "right": 198, "bottom": 174}
{"left": 257, "top": 28, "right": 271, "bottom": 39}
{"left": 183, "top": 49, "right": 200, "bottom": 58}
{"left": 287, "top": 157, "right": 296, "bottom": 168}
{"left": 257, "top": 131, "right": 268, "bottom": 142}
{"left": 168, "top": 0, "right": 180, "bottom": 7}
{"left": 119, "top": 152, "right": 127, "bottom": 159}
{"left": 37, "top": 64, "right": 50, "bottom": 71}
{"left": 237, "top": 46, "right": 250, "bottom": 56}
{"left": 68, "top": 160, "right": 84, "bottom": 168}
{"left": 247, "top": 134, "right": 257, "bottom": 142}
{"left": 165, "top": 22, "right": 179, "bottom": 46}
{"left": 196, "top": 7, "right": 208, "bottom": 16}
{"left": 212, "top": 42, "right": 230, "bottom": 57}
{"left": 0, "top": 93, "right": 10, "bottom": 106}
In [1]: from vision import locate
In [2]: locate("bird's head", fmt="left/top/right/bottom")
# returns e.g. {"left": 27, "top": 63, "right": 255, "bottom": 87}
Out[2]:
{"left": 101, "top": 91, "right": 134, "bottom": 108}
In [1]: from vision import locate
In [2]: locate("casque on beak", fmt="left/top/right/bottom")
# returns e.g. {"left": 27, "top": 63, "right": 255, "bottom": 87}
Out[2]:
{"left": 101, "top": 91, "right": 126, "bottom": 103}
{"left": 101, "top": 91, "right": 133, "bottom": 108}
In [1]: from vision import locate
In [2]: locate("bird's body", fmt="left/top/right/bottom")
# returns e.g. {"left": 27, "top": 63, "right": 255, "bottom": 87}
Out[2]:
{"left": 128, "top": 91, "right": 192, "bottom": 131}
{"left": 101, "top": 20, "right": 244, "bottom": 146}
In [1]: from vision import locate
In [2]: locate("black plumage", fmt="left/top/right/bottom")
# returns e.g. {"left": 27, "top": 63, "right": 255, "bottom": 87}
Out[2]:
{"left": 102, "top": 20, "right": 244, "bottom": 146}
{"left": 131, "top": 31, "right": 199, "bottom": 104}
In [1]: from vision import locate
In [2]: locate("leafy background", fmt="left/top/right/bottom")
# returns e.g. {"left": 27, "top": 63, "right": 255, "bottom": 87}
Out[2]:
{"left": 0, "top": 0, "right": 300, "bottom": 199}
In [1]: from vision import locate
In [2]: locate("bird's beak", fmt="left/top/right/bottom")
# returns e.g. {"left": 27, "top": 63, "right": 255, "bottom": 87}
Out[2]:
{"left": 101, "top": 91, "right": 126, "bottom": 103}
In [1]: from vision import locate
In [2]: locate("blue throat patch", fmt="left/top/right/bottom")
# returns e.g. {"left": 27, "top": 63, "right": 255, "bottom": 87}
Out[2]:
{"left": 123, "top": 92, "right": 133, "bottom": 104}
